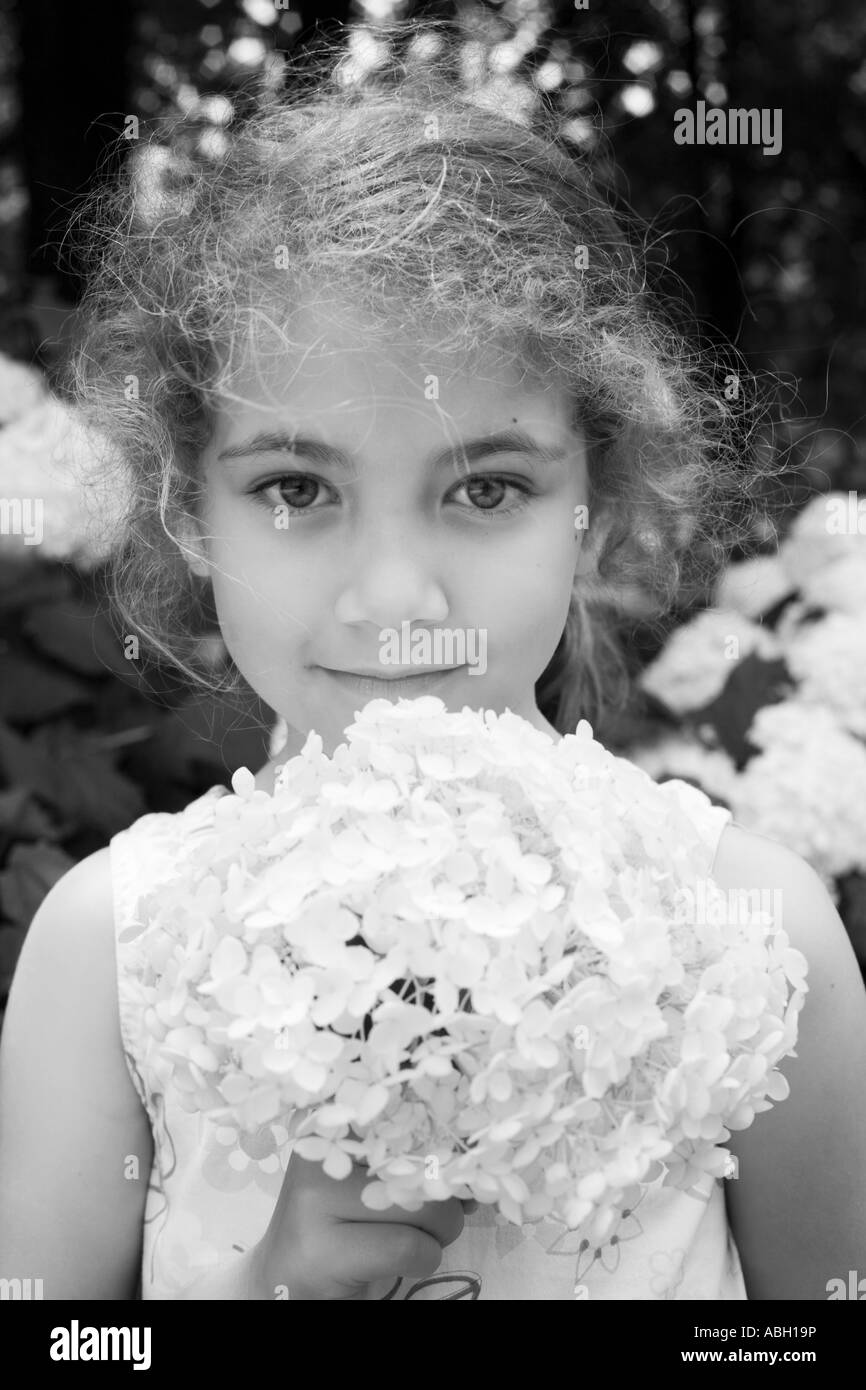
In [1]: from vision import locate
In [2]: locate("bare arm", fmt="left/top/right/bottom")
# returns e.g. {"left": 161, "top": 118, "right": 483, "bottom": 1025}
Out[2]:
{"left": 0, "top": 848, "right": 153, "bottom": 1299}
{"left": 712, "top": 824, "right": 866, "bottom": 1299}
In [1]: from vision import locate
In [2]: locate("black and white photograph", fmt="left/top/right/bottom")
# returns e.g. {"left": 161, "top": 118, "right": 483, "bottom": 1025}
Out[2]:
{"left": 0, "top": 0, "right": 864, "bottom": 1346}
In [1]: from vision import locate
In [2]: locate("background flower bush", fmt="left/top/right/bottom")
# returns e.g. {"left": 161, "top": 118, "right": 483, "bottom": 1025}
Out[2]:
{"left": 624, "top": 492, "right": 866, "bottom": 979}
{"left": 0, "top": 352, "right": 273, "bottom": 1026}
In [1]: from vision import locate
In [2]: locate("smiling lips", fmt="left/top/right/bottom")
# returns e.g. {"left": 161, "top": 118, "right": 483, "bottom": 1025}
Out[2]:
{"left": 319, "top": 665, "right": 465, "bottom": 697}
{"left": 330, "top": 666, "right": 462, "bottom": 679}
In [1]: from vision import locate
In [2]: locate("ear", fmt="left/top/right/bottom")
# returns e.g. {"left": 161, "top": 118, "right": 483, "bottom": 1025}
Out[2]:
{"left": 177, "top": 519, "right": 210, "bottom": 580}
{"left": 574, "top": 506, "right": 610, "bottom": 580}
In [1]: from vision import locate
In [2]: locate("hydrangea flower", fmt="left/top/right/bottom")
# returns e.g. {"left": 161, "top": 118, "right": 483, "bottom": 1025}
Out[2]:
{"left": 0, "top": 396, "right": 125, "bottom": 568}
{"left": 714, "top": 555, "right": 793, "bottom": 620}
{"left": 137, "top": 698, "right": 806, "bottom": 1240}
{"left": 730, "top": 700, "right": 866, "bottom": 887}
{"left": 627, "top": 492, "right": 866, "bottom": 912}
{"left": 778, "top": 491, "right": 866, "bottom": 583}
{"left": 778, "top": 612, "right": 866, "bottom": 737}
{"left": 0, "top": 351, "right": 45, "bottom": 425}
{"left": 639, "top": 609, "right": 781, "bottom": 715}
{"left": 795, "top": 553, "right": 866, "bottom": 618}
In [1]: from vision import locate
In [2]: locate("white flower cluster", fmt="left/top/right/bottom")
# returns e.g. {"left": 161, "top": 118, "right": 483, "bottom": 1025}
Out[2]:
{"left": 795, "top": 553, "right": 866, "bottom": 617}
{"left": 0, "top": 353, "right": 125, "bottom": 569}
{"left": 631, "top": 491, "right": 866, "bottom": 886}
{"left": 771, "top": 490, "right": 866, "bottom": 633}
{"left": 0, "top": 351, "right": 44, "bottom": 425}
{"left": 779, "top": 611, "right": 866, "bottom": 738}
{"left": 779, "top": 490, "right": 866, "bottom": 582}
{"left": 715, "top": 554, "right": 793, "bottom": 620}
{"left": 639, "top": 609, "right": 781, "bottom": 716}
{"left": 138, "top": 698, "right": 806, "bottom": 1240}
{"left": 732, "top": 702, "right": 866, "bottom": 889}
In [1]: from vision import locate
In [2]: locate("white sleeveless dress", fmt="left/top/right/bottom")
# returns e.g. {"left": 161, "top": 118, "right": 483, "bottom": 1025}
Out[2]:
{"left": 110, "top": 776, "right": 748, "bottom": 1301}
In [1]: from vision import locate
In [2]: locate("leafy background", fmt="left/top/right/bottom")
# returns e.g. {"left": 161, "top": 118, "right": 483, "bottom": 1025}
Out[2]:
{"left": 1, "top": 0, "right": 865, "bottom": 1023}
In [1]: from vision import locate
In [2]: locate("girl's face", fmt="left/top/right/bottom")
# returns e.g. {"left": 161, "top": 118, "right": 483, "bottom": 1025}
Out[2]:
{"left": 195, "top": 294, "right": 593, "bottom": 769}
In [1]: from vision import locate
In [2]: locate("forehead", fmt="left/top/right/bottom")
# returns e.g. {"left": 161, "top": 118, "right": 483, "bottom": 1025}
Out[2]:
{"left": 216, "top": 292, "right": 575, "bottom": 439}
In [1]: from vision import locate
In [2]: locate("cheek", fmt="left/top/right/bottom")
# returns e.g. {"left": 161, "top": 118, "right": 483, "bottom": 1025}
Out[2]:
{"left": 521, "top": 540, "right": 577, "bottom": 640}
{"left": 481, "top": 576, "right": 571, "bottom": 673}
{"left": 206, "top": 502, "right": 289, "bottom": 600}
{"left": 208, "top": 538, "right": 326, "bottom": 664}
{"left": 209, "top": 576, "right": 268, "bottom": 659}
{"left": 510, "top": 528, "right": 576, "bottom": 603}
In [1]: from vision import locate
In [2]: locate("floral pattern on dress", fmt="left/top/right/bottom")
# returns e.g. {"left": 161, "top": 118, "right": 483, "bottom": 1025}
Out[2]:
{"left": 159, "top": 1211, "right": 224, "bottom": 1290}
{"left": 570, "top": 1192, "right": 650, "bottom": 1284}
{"left": 142, "top": 1091, "right": 177, "bottom": 1291}
{"left": 201, "top": 1118, "right": 291, "bottom": 1197}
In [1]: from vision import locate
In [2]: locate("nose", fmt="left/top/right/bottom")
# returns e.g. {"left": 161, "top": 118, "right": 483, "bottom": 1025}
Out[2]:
{"left": 333, "top": 527, "right": 450, "bottom": 631}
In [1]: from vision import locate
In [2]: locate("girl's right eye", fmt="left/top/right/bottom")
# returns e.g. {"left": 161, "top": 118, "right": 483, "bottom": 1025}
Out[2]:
{"left": 247, "top": 473, "right": 330, "bottom": 515}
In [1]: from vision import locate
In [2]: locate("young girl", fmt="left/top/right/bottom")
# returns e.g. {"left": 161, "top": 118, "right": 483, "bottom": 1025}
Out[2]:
{"left": 1, "top": 20, "right": 864, "bottom": 1301}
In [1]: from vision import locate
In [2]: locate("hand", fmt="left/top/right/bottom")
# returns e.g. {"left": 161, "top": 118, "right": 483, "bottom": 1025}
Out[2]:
{"left": 251, "top": 1150, "right": 474, "bottom": 1300}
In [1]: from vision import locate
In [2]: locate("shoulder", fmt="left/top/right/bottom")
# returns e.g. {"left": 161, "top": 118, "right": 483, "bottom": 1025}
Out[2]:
{"left": 711, "top": 819, "right": 857, "bottom": 973}
{"left": 708, "top": 821, "right": 866, "bottom": 1297}
{"left": 24, "top": 845, "right": 114, "bottom": 948}
{"left": 10, "top": 847, "right": 117, "bottom": 1019}
{"left": 710, "top": 818, "right": 865, "bottom": 1060}
{"left": 712, "top": 817, "right": 824, "bottom": 891}
{"left": 711, "top": 818, "right": 864, "bottom": 1057}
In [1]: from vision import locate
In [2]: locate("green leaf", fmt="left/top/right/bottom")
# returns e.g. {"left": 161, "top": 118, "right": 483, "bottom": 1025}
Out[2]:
{"left": 0, "top": 720, "right": 57, "bottom": 796}
{"left": 0, "top": 649, "right": 90, "bottom": 723}
{"left": 0, "top": 559, "right": 71, "bottom": 616}
{"left": 0, "top": 787, "right": 58, "bottom": 841}
{"left": 28, "top": 722, "right": 148, "bottom": 839}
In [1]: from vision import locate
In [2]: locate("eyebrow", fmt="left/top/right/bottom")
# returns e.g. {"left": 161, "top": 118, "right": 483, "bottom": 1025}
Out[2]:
{"left": 216, "top": 427, "right": 570, "bottom": 471}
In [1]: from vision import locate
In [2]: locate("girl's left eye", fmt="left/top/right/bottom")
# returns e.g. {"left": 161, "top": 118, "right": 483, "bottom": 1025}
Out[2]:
{"left": 246, "top": 472, "right": 536, "bottom": 518}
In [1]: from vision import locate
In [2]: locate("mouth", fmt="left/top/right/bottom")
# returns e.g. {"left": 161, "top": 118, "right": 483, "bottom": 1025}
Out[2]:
{"left": 317, "top": 665, "right": 466, "bottom": 698}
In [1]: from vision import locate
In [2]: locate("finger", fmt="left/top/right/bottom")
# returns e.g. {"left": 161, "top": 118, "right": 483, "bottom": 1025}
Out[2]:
{"left": 289, "top": 1155, "right": 466, "bottom": 1247}
{"left": 314, "top": 1221, "right": 445, "bottom": 1298}
{"left": 335, "top": 1192, "right": 466, "bottom": 1249}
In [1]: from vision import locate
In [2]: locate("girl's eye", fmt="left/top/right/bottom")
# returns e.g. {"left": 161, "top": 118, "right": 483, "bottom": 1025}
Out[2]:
{"left": 246, "top": 472, "right": 535, "bottom": 518}
{"left": 248, "top": 474, "right": 328, "bottom": 514}
{"left": 454, "top": 476, "right": 534, "bottom": 514}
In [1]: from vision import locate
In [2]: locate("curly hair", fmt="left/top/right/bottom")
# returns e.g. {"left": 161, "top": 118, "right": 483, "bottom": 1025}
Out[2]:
{"left": 52, "top": 16, "right": 778, "bottom": 741}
